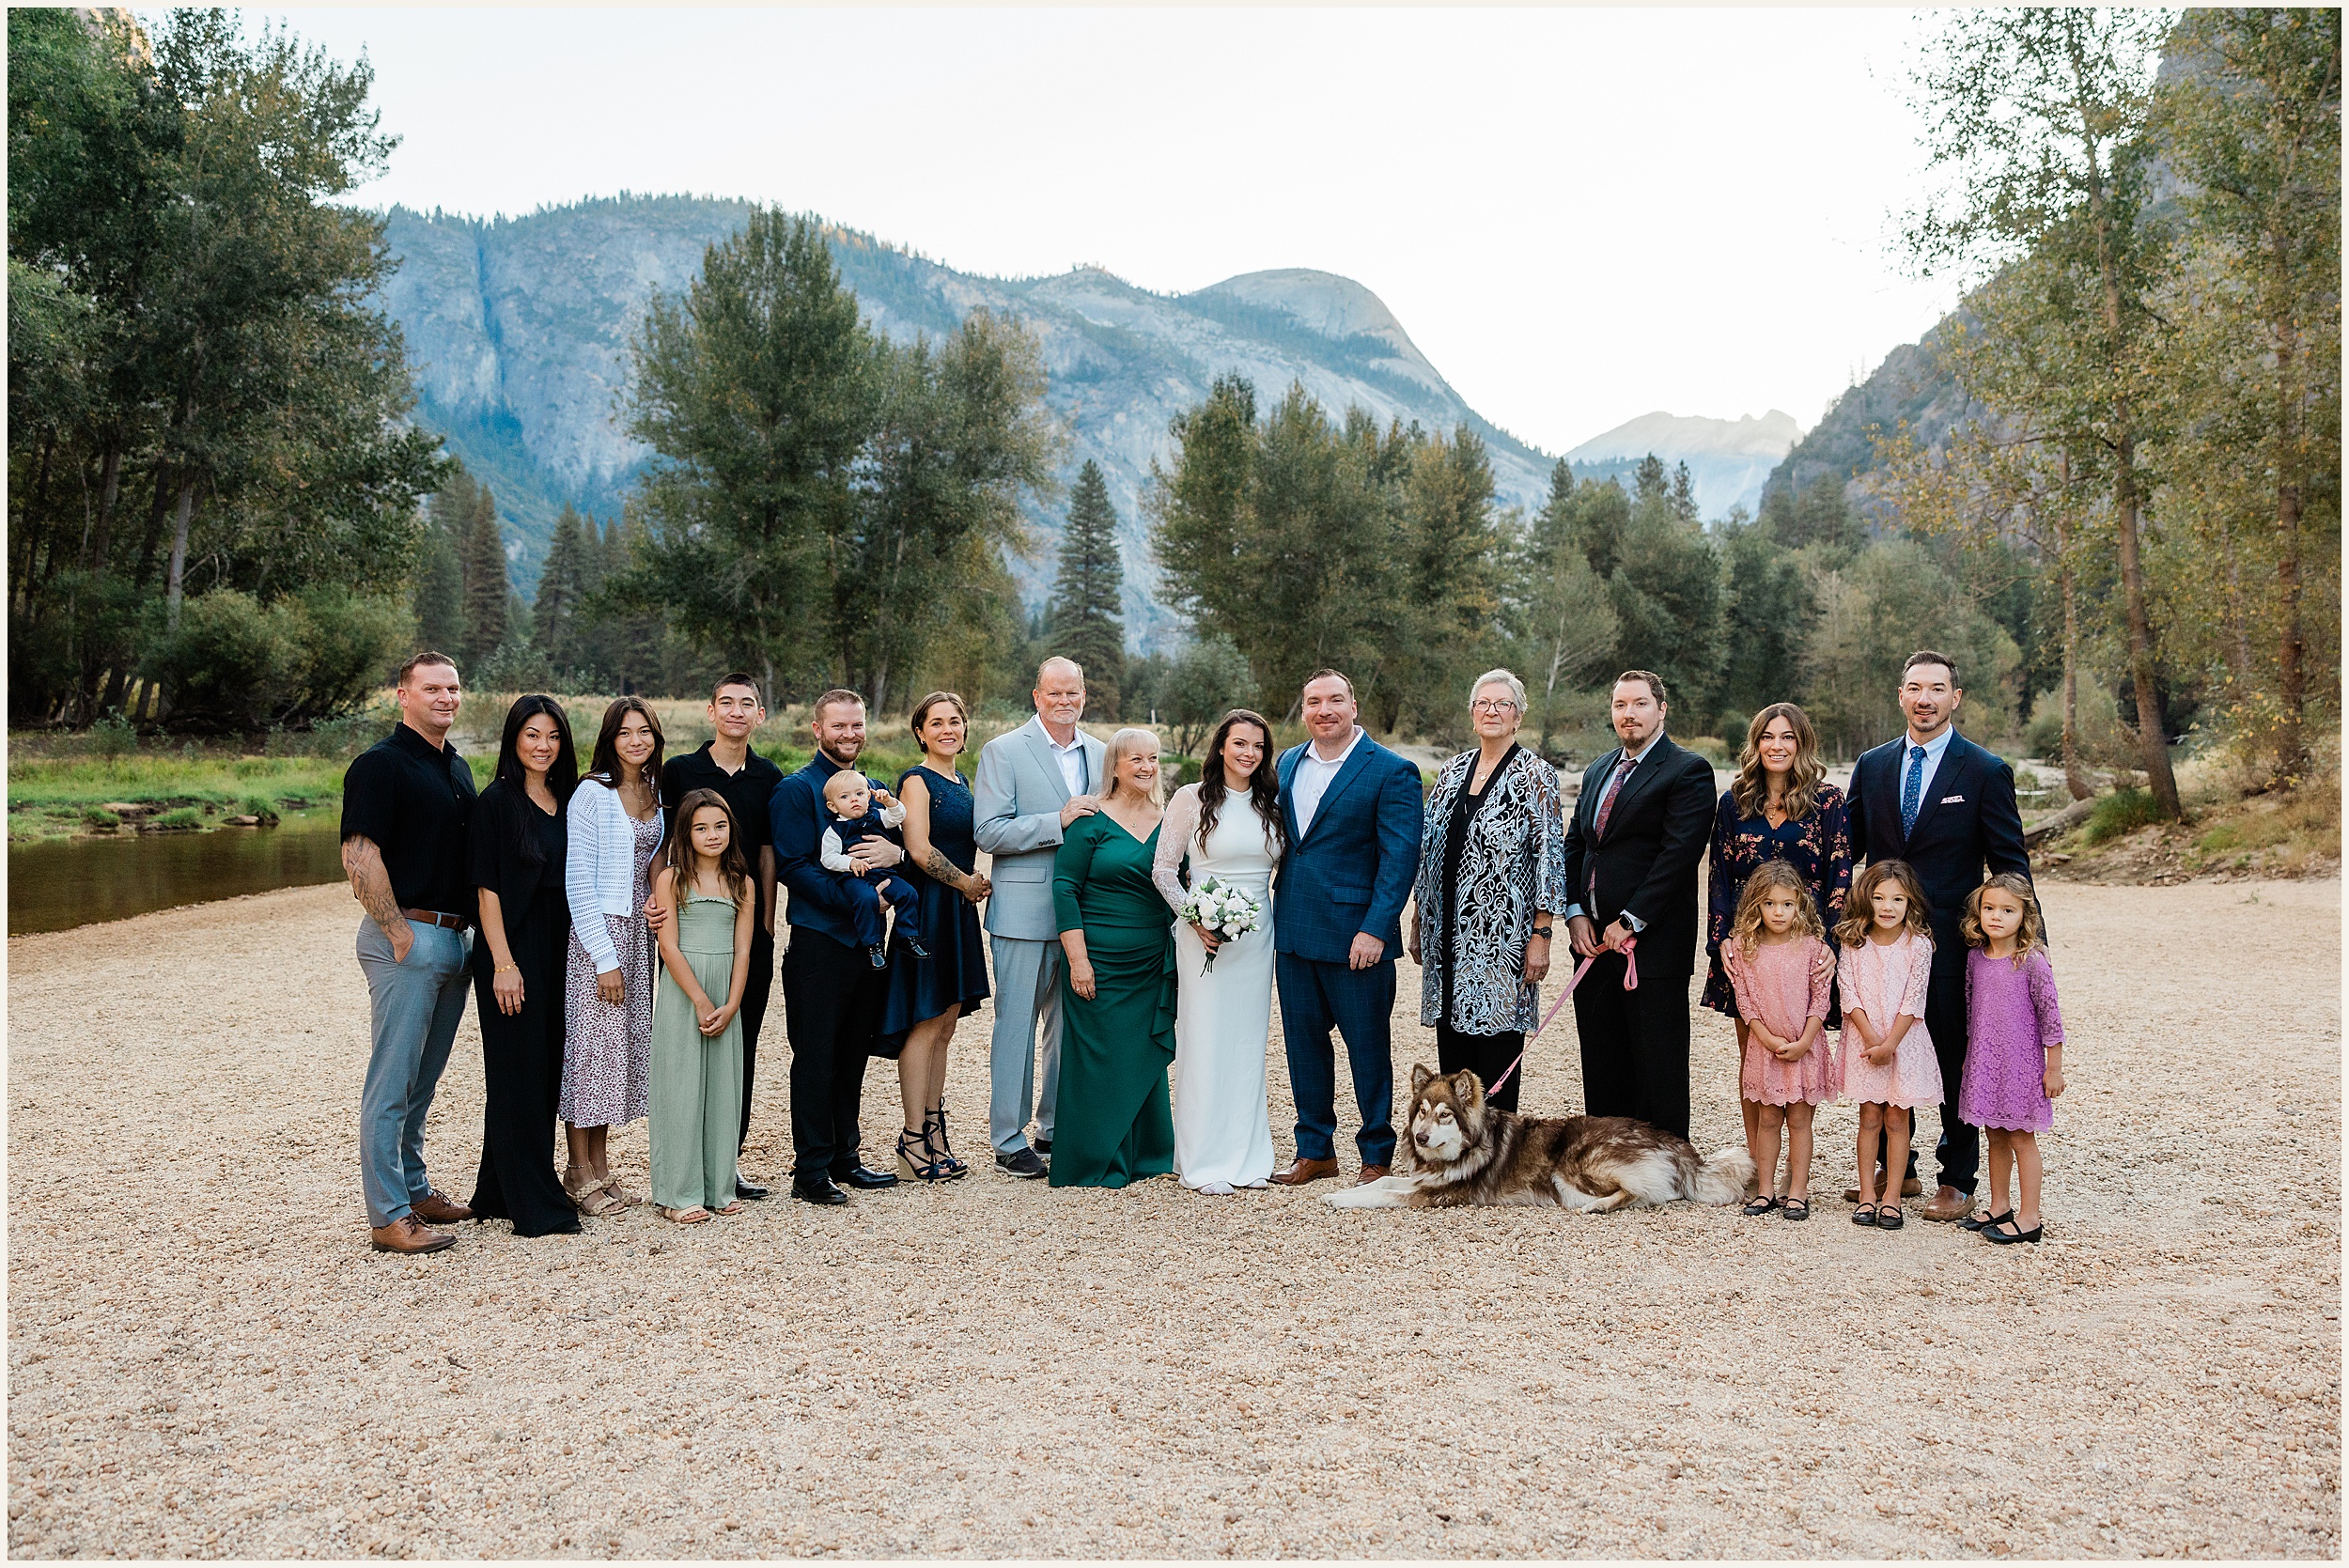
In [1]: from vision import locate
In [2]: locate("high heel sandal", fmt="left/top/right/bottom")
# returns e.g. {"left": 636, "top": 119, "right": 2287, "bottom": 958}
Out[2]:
{"left": 895, "top": 1126, "right": 952, "bottom": 1184}
{"left": 926, "top": 1106, "right": 970, "bottom": 1179}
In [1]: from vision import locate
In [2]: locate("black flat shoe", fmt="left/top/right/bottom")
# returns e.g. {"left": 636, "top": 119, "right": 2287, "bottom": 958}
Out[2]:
{"left": 837, "top": 1164, "right": 898, "bottom": 1190}
{"left": 866, "top": 944, "right": 888, "bottom": 970}
{"left": 1958, "top": 1208, "right": 2011, "bottom": 1232}
{"left": 1983, "top": 1218, "right": 2043, "bottom": 1244}
{"left": 1875, "top": 1205, "right": 1906, "bottom": 1231}
{"left": 899, "top": 934, "right": 932, "bottom": 958}
{"left": 1742, "top": 1195, "right": 1780, "bottom": 1217}
{"left": 792, "top": 1176, "right": 848, "bottom": 1206}
{"left": 1851, "top": 1203, "right": 1878, "bottom": 1227}
{"left": 1780, "top": 1197, "right": 1811, "bottom": 1221}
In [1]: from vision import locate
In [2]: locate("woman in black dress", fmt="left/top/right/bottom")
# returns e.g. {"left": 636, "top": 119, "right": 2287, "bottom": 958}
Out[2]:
{"left": 467, "top": 695, "right": 583, "bottom": 1236}
{"left": 879, "top": 691, "right": 994, "bottom": 1182}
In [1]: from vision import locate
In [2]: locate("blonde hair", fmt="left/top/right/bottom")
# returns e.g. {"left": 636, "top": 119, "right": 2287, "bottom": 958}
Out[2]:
{"left": 1728, "top": 860, "right": 1827, "bottom": 957}
{"left": 1835, "top": 860, "right": 1935, "bottom": 948}
{"left": 1961, "top": 873, "right": 2044, "bottom": 965}
{"left": 1101, "top": 726, "right": 1163, "bottom": 806}
{"left": 1730, "top": 703, "right": 1828, "bottom": 822}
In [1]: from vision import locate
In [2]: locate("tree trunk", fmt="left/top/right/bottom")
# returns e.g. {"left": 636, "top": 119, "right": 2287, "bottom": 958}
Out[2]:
{"left": 2059, "top": 559, "right": 2092, "bottom": 801}
{"left": 134, "top": 465, "right": 175, "bottom": 589}
{"left": 2272, "top": 306, "right": 2308, "bottom": 781}
{"left": 164, "top": 478, "right": 198, "bottom": 631}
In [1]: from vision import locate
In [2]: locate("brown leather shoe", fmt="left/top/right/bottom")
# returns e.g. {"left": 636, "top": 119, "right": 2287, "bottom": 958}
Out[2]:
{"left": 1921, "top": 1185, "right": 1971, "bottom": 1222}
{"left": 1269, "top": 1157, "right": 1340, "bottom": 1187}
{"left": 370, "top": 1216, "right": 455, "bottom": 1254}
{"left": 1355, "top": 1164, "right": 1391, "bottom": 1185}
{"left": 1901, "top": 1172, "right": 1924, "bottom": 1198}
{"left": 411, "top": 1188, "right": 475, "bottom": 1225}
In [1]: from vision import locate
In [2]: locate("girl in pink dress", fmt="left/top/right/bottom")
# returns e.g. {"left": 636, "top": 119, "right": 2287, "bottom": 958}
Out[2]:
{"left": 1958, "top": 874, "right": 2067, "bottom": 1245}
{"left": 1835, "top": 860, "right": 1941, "bottom": 1231}
{"left": 1721, "top": 861, "right": 1837, "bottom": 1221}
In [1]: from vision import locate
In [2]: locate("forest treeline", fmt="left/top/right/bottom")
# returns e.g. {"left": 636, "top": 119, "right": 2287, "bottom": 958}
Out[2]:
{"left": 9, "top": 9, "right": 2339, "bottom": 816}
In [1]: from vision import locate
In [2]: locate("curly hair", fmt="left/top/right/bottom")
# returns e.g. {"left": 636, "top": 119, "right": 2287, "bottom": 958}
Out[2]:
{"left": 1728, "top": 703, "right": 1827, "bottom": 823}
{"left": 1961, "top": 872, "right": 2044, "bottom": 964}
{"left": 1728, "top": 859, "right": 1828, "bottom": 958}
{"left": 1834, "top": 860, "right": 1935, "bottom": 948}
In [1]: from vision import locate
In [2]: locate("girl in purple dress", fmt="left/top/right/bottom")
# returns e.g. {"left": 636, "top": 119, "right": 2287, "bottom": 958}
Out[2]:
{"left": 1958, "top": 874, "right": 2067, "bottom": 1245}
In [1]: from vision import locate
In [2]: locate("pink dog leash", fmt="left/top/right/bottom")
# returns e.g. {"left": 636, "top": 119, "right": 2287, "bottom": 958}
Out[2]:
{"left": 1485, "top": 935, "right": 1636, "bottom": 1098}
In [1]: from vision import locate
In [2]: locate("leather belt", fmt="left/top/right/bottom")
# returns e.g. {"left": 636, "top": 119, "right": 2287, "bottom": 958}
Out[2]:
{"left": 402, "top": 908, "right": 468, "bottom": 930}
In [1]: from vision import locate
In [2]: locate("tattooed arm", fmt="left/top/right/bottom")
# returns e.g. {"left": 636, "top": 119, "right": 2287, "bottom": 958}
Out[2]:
{"left": 900, "top": 770, "right": 990, "bottom": 902}
{"left": 342, "top": 835, "right": 413, "bottom": 962}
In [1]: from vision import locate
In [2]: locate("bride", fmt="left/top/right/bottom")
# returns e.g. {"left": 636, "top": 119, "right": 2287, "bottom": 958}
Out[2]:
{"left": 1152, "top": 709, "right": 1282, "bottom": 1193}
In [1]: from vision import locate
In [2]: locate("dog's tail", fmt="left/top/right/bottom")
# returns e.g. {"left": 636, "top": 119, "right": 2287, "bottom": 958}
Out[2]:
{"left": 1686, "top": 1145, "right": 1756, "bottom": 1206}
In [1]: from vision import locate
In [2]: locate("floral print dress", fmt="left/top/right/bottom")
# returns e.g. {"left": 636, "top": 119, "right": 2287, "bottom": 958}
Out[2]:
{"left": 1702, "top": 783, "right": 1852, "bottom": 1017}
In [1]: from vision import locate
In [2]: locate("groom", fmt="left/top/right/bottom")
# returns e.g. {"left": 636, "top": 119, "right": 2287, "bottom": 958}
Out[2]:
{"left": 1270, "top": 670, "right": 1423, "bottom": 1187}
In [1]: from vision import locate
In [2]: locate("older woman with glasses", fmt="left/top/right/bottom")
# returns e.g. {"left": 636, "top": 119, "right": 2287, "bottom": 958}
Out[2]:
{"left": 1408, "top": 669, "right": 1569, "bottom": 1110}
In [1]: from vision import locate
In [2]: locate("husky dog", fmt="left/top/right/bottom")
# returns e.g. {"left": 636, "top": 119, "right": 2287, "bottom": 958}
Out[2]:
{"left": 1327, "top": 1064, "right": 1754, "bottom": 1212}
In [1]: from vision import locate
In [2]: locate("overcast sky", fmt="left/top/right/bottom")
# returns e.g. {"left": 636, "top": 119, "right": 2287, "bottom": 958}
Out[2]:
{"left": 261, "top": 6, "right": 1962, "bottom": 456}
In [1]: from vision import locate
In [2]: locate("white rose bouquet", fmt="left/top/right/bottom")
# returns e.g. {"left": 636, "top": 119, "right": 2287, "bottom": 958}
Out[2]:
{"left": 1176, "top": 875, "right": 1265, "bottom": 974}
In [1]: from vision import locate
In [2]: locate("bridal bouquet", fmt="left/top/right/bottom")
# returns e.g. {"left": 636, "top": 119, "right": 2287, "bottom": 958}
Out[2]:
{"left": 1176, "top": 876, "right": 1265, "bottom": 974}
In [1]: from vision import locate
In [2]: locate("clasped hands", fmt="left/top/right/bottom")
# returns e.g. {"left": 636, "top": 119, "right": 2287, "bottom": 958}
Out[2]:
{"left": 1564, "top": 914, "right": 1636, "bottom": 960}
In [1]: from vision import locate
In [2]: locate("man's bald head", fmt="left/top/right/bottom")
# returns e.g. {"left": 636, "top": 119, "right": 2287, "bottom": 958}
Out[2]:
{"left": 1036, "top": 656, "right": 1083, "bottom": 686}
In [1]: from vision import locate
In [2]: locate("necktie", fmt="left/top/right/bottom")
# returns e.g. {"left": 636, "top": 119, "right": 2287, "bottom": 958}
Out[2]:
{"left": 1901, "top": 744, "right": 1927, "bottom": 837}
{"left": 1593, "top": 754, "right": 1637, "bottom": 842}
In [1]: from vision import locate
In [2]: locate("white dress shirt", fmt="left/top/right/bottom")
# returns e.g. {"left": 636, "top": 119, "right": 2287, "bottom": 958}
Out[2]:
{"left": 1899, "top": 724, "right": 1957, "bottom": 821}
{"left": 1565, "top": 729, "right": 1667, "bottom": 928}
{"left": 1289, "top": 727, "right": 1364, "bottom": 839}
{"left": 1046, "top": 727, "right": 1090, "bottom": 796}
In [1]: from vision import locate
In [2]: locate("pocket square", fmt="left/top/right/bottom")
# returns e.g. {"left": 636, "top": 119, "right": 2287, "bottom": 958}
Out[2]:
{"left": 1940, "top": 794, "right": 1966, "bottom": 803}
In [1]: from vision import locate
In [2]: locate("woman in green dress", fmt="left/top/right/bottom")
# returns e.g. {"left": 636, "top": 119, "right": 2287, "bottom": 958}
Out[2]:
{"left": 1050, "top": 727, "right": 1177, "bottom": 1188}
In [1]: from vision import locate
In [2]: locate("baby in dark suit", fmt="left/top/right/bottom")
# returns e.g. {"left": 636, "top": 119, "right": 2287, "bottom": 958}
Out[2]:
{"left": 820, "top": 769, "right": 928, "bottom": 968}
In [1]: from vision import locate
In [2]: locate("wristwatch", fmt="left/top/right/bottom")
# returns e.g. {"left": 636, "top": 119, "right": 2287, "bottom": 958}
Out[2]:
{"left": 1531, "top": 924, "right": 1553, "bottom": 939}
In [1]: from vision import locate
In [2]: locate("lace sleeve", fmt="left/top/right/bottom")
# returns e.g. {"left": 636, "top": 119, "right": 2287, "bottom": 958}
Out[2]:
{"left": 2027, "top": 949, "right": 2067, "bottom": 1049}
{"left": 1153, "top": 785, "right": 1199, "bottom": 915}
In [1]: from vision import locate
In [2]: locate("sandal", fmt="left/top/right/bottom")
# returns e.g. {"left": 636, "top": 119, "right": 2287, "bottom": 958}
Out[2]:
{"left": 1959, "top": 1208, "right": 2013, "bottom": 1232}
{"left": 565, "top": 1175, "right": 622, "bottom": 1218}
{"left": 1742, "top": 1195, "right": 1780, "bottom": 1217}
{"left": 1850, "top": 1203, "right": 1878, "bottom": 1227}
{"left": 602, "top": 1178, "right": 646, "bottom": 1208}
{"left": 895, "top": 1127, "right": 953, "bottom": 1184}
{"left": 926, "top": 1107, "right": 971, "bottom": 1179}
{"left": 661, "top": 1206, "right": 710, "bottom": 1225}
{"left": 1875, "top": 1204, "right": 1906, "bottom": 1231}
{"left": 711, "top": 1200, "right": 745, "bottom": 1218}
{"left": 1780, "top": 1196, "right": 1811, "bottom": 1221}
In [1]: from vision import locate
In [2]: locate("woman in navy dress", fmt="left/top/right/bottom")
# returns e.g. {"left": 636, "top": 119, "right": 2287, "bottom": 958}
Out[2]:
{"left": 1704, "top": 702, "right": 1851, "bottom": 1018}
{"left": 879, "top": 691, "right": 993, "bottom": 1182}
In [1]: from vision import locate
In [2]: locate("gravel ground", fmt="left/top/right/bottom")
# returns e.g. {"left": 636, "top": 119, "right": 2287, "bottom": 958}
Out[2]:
{"left": 8, "top": 877, "right": 2339, "bottom": 1558}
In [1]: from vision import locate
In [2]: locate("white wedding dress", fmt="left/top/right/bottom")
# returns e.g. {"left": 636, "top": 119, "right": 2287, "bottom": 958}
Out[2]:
{"left": 1153, "top": 784, "right": 1278, "bottom": 1191}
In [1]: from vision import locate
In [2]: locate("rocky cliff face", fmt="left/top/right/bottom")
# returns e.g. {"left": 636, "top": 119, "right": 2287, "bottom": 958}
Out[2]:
{"left": 1563, "top": 409, "right": 1803, "bottom": 520}
{"left": 377, "top": 197, "right": 1558, "bottom": 651}
{"left": 1756, "top": 312, "right": 1989, "bottom": 514}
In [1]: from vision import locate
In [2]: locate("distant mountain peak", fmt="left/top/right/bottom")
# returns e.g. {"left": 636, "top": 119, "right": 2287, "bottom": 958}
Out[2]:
{"left": 1564, "top": 409, "right": 1805, "bottom": 463}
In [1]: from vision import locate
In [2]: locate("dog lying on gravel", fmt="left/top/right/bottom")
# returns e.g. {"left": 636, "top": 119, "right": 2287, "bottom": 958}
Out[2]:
{"left": 1326, "top": 1064, "right": 1755, "bottom": 1212}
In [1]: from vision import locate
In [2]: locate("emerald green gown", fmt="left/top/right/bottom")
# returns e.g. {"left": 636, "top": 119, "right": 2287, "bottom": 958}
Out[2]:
{"left": 1050, "top": 811, "right": 1177, "bottom": 1188}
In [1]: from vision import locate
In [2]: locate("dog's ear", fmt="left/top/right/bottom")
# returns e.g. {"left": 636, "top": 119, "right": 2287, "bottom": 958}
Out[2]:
{"left": 1409, "top": 1063, "right": 1434, "bottom": 1094}
{"left": 1453, "top": 1069, "right": 1486, "bottom": 1112}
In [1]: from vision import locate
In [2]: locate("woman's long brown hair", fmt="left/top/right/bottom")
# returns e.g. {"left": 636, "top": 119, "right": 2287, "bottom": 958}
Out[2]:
{"left": 662, "top": 788, "right": 751, "bottom": 907}
{"left": 1196, "top": 709, "right": 1286, "bottom": 858}
{"left": 585, "top": 694, "right": 666, "bottom": 799}
{"left": 1729, "top": 702, "right": 1827, "bottom": 822}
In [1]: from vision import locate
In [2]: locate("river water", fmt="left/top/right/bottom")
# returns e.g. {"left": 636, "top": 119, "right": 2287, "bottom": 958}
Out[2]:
{"left": 8, "top": 812, "right": 348, "bottom": 936}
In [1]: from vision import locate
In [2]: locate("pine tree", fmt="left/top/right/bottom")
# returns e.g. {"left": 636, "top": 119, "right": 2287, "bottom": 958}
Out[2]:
{"left": 457, "top": 485, "right": 509, "bottom": 669}
{"left": 533, "top": 503, "right": 589, "bottom": 671}
{"left": 1669, "top": 460, "right": 1700, "bottom": 523}
{"left": 1048, "top": 459, "right": 1126, "bottom": 717}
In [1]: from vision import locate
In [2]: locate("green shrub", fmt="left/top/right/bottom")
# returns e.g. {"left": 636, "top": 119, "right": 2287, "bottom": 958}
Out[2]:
{"left": 89, "top": 708, "right": 137, "bottom": 758}
{"left": 238, "top": 793, "right": 283, "bottom": 824}
{"left": 2195, "top": 823, "right": 2244, "bottom": 853}
{"left": 2082, "top": 787, "right": 2162, "bottom": 846}
{"left": 474, "top": 636, "right": 556, "bottom": 695}
{"left": 152, "top": 806, "right": 203, "bottom": 830}
{"left": 141, "top": 588, "right": 412, "bottom": 733}
{"left": 82, "top": 806, "right": 120, "bottom": 829}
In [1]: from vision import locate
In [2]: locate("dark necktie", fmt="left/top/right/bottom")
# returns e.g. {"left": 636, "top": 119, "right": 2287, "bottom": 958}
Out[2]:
{"left": 1594, "top": 753, "right": 1638, "bottom": 842}
{"left": 1901, "top": 744, "right": 1927, "bottom": 837}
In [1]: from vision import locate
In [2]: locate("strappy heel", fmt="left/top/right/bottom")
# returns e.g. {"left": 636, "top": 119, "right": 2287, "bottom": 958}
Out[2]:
{"left": 895, "top": 1127, "right": 952, "bottom": 1184}
{"left": 926, "top": 1106, "right": 970, "bottom": 1179}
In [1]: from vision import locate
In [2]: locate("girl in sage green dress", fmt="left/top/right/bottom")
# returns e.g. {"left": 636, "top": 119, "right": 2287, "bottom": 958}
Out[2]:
{"left": 648, "top": 789, "right": 754, "bottom": 1223}
{"left": 1050, "top": 728, "right": 1177, "bottom": 1189}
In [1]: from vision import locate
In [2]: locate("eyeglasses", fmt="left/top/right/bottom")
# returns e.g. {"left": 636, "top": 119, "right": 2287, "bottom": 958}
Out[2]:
{"left": 1471, "top": 698, "right": 1521, "bottom": 714}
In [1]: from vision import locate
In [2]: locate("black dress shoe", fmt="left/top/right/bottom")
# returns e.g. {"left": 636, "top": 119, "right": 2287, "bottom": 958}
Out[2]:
{"left": 733, "top": 1179, "right": 770, "bottom": 1202}
{"left": 792, "top": 1176, "right": 848, "bottom": 1206}
{"left": 1032, "top": 1138, "right": 1051, "bottom": 1155}
{"left": 995, "top": 1147, "right": 1048, "bottom": 1179}
{"left": 836, "top": 1164, "right": 898, "bottom": 1190}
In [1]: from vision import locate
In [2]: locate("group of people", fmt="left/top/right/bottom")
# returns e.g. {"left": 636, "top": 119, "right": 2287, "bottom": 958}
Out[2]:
{"left": 342, "top": 642, "right": 2067, "bottom": 1255}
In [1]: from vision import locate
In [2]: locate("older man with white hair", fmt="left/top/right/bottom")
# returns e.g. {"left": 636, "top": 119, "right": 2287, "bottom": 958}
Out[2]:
{"left": 972, "top": 657, "right": 1108, "bottom": 1178}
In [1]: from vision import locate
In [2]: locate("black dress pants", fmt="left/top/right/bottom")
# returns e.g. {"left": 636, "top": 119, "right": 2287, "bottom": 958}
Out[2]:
{"left": 1435, "top": 1024, "right": 1524, "bottom": 1113}
{"left": 782, "top": 929, "right": 878, "bottom": 1180}
{"left": 738, "top": 931, "right": 775, "bottom": 1156}
{"left": 1571, "top": 950, "right": 1691, "bottom": 1140}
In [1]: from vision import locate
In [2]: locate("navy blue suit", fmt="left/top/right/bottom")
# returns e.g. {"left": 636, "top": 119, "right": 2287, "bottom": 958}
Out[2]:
{"left": 1273, "top": 736, "right": 1424, "bottom": 1167}
{"left": 1846, "top": 728, "right": 2034, "bottom": 1195}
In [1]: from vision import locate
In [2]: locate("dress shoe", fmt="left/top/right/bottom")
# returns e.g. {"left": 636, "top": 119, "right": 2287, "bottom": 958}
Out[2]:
{"left": 1901, "top": 1172, "right": 1924, "bottom": 1198}
{"left": 1844, "top": 1167, "right": 1890, "bottom": 1205}
{"left": 1921, "top": 1185, "right": 1972, "bottom": 1222}
{"left": 370, "top": 1216, "right": 455, "bottom": 1254}
{"left": 1355, "top": 1164, "right": 1392, "bottom": 1186}
{"left": 410, "top": 1189, "right": 474, "bottom": 1225}
{"left": 836, "top": 1165, "right": 898, "bottom": 1190}
{"left": 995, "top": 1147, "right": 1048, "bottom": 1180}
{"left": 1269, "top": 1157, "right": 1340, "bottom": 1187}
{"left": 733, "top": 1177, "right": 770, "bottom": 1201}
{"left": 792, "top": 1176, "right": 848, "bottom": 1206}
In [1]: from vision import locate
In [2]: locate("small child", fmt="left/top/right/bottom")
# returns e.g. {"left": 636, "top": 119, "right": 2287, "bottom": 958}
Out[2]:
{"left": 1958, "top": 873, "right": 2066, "bottom": 1245}
{"left": 1723, "top": 861, "right": 1838, "bottom": 1221}
{"left": 1835, "top": 860, "right": 1943, "bottom": 1232}
{"left": 648, "top": 789, "right": 754, "bottom": 1225}
{"left": 820, "top": 768, "right": 928, "bottom": 968}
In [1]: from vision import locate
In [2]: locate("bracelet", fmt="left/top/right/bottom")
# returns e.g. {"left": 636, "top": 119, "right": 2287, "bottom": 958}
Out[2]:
{"left": 495, "top": 962, "right": 519, "bottom": 975}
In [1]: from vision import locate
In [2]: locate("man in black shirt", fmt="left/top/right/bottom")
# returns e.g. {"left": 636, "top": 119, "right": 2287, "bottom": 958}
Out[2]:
{"left": 339, "top": 652, "right": 480, "bottom": 1255}
{"left": 660, "top": 673, "right": 783, "bottom": 1199}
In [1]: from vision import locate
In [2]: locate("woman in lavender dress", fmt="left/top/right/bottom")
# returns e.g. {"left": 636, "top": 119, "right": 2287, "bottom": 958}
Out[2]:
{"left": 561, "top": 698, "right": 666, "bottom": 1215}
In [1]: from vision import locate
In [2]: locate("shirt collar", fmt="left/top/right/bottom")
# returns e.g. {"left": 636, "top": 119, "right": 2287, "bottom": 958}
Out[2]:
{"left": 391, "top": 722, "right": 449, "bottom": 760}
{"left": 1906, "top": 726, "right": 1956, "bottom": 762}
{"left": 1308, "top": 727, "right": 1364, "bottom": 767}
{"left": 1619, "top": 730, "right": 1664, "bottom": 766}
{"left": 1046, "top": 729, "right": 1085, "bottom": 754}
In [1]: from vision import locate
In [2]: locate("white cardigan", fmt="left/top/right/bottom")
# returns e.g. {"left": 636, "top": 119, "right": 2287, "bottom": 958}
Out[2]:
{"left": 565, "top": 776, "right": 664, "bottom": 975}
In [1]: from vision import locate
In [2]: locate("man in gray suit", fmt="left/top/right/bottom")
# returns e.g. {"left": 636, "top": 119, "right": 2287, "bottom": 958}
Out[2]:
{"left": 972, "top": 657, "right": 1108, "bottom": 1179}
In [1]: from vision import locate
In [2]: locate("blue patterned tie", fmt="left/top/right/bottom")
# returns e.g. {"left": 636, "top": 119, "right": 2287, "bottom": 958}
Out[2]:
{"left": 1900, "top": 744, "right": 1927, "bottom": 837}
